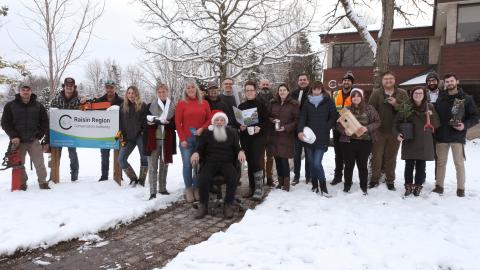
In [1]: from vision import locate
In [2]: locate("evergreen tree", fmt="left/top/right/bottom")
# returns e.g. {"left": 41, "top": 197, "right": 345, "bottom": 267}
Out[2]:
{"left": 286, "top": 32, "right": 319, "bottom": 90}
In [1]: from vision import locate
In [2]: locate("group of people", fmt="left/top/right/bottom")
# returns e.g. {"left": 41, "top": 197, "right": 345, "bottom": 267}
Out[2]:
{"left": 1, "top": 70, "right": 479, "bottom": 220}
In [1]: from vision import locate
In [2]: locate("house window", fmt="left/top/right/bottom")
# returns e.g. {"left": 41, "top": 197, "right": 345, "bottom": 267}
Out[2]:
{"left": 404, "top": 39, "right": 429, "bottom": 65}
{"left": 388, "top": 41, "right": 400, "bottom": 65}
{"left": 333, "top": 44, "right": 353, "bottom": 67}
{"left": 457, "top": 4, "right": 480, "bottom": 43}
{"left": 353, "top": 43, "right": 374, "bottom": 67}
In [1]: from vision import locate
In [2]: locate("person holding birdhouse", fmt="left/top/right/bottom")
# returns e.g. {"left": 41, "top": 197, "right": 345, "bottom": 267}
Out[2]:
{"left": 337, "top": 88, "right": 380, "bottom": 195}
{"left": 394, "top": 86, "right": 440, "bottom": 197}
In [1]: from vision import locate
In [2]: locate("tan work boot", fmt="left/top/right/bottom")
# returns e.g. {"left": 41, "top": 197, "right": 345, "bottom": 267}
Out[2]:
{"left": 123, "top": 164, "right": 138, "bottom": 186}
{"left": 39, "top": 183, "right": 50, "bottom": 190}
{"left": 185, "top": 188, "right": 195, "bottom": 203}
{"left": 193, "top": 188, "right": 200, "bottom": 201}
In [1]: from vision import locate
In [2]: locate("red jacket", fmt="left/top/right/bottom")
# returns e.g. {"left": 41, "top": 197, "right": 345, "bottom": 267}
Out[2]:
{"left": 175, "top": 97, "right": 211, "bottom": 142}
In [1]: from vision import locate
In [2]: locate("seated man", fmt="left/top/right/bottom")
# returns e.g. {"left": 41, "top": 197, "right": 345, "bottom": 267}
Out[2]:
{"left": 191, "top": 112, "right": 246, "bottom": 219}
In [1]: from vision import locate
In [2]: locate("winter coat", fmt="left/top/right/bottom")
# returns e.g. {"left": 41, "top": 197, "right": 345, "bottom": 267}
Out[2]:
{"left": 368, "top": 87, "right": 409, "bottom": 134}
{"left": 195, "top": 126, "right": 241, "bottom": 164}
{"left": 394, "top": 103, "right": 440, "bottom": 161}
{"left": 291, "top": 87, "right": 310, "bottom": 110}
{"left": 96, "top": 93, "right": 124, "bottom": 106}
{"left": 337, "top": 104, "right": 380, "bottom": 143}
{"left": 175, "top": 97, "right": 211, "bottom": 142}
{"left": 50, "top": 90, "right": 81, "bottom": 109}
{"left": 206, "top": 96, "right": 236, "bottom": 127}
{"left": 119, "top": 101, "right": 147, "bottom": 141}
{"left": 144, "top": 100, "right": 176, "bottom": 163}
{"left": 257, "top": 89, "right": 274, "bottom": 113}
{"left": 297, "top": 93, "right": 337, "bottom": 150}
{"left": 267, "top": 96, "right": 299, "bottom": 158}
{"left": 1, "top": 94, "right": 49, "bottom": 143}
{"left": 434, "top": 88, "right": 479, "bottom": 144}
{"left": 237, "top": 99, "right": 269, "bottom": 146}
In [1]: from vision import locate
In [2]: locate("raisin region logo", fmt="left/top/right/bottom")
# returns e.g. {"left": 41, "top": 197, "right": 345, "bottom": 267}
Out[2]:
{"left": 59, "top": 115, "right": 73, "bottom": 130}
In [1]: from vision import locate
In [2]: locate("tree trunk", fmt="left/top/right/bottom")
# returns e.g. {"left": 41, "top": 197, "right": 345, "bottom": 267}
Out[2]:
{"left": 372, "top": 0, "right": 395, "bottom": 92}
{"left": 45, "top": 0, "right": 55, "bottom": 101}
{"left": 219, "top": 3, "right": 228, "bottom": 83}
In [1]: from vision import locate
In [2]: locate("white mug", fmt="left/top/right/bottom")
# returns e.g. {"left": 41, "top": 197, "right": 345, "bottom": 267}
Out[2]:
{"left": 247, "top": 126, "right": 255, "bottom": 135}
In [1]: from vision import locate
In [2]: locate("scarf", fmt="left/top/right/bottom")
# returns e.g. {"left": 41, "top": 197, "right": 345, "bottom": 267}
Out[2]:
{"left": 157, "top": 98, "right": 171, "bottom": 123}
{"left": 308, "top": 94, "right": 324, "bottom": 108}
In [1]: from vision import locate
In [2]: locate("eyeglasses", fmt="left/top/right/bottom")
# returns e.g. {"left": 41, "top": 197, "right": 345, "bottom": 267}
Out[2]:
{"left": 413, "top": 93, "right": 424, "bottom": 96}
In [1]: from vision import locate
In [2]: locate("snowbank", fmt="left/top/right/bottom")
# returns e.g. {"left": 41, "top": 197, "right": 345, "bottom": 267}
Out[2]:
{"left": 0, "top": 133, "right": 185, "bottom": 255}
{"left": 163, "top": 140, "right": 480, "bottom": 270}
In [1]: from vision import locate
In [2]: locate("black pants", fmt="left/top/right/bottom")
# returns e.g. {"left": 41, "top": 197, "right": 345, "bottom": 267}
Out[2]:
{"left": 404, "top": 159, "right": 426, "bottom": 186}
{"left": 293, "top": 138, "right": 310, "bottom": 179}
{"left": 199, "top": 162, "right": 238, "bottom": 205}
{"left": 333, "top": 130, "right": 344, "bottom": 180}
{"left": 243, "top": 138, "right": 265, "bottom": 190}
{"left": 274, "top": 157, "right": 290, "bottom": 178}
{"left": 341, "top": 140, "right": 372, "bottom": 190}
{"left": 100, "top": 149, "right": 110, "bottom": 177}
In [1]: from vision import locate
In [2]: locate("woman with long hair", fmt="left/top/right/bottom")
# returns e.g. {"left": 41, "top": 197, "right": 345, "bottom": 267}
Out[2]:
{"left": 118, "top": 85, "right": 148, "bottom": 186}
{"left": 268, "top": 83, "right": 299, "bottom": 191}
{"left": 175, "top": 80, "right": 211, "bottom": 202}
{"left": 144, "top": 83, "right": 176, "bottom": 200}
{"left": 337, "top": 88, "right": 380, "bottom": 195}
{"left": 395, "top": 86, "right": 439, "bottom": 197}
{"left": 297, "top": 81, "right": 336, "bottom": 196}
{"left": 237, "top": 80, "right": 269, "bottom": 200}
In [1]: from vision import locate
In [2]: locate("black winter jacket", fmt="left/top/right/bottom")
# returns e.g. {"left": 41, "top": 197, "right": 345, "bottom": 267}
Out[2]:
{"left": 206, "top": 96, "right": 236, "bottom": 127}
{"left": 434, "top": 88, "right": 479, "bottom": 144}
{"left": 195, "top": 126, "right": 241, "bottom": 164}
{"left": 291, "top": 87, "right": 310, "bottom": 110}
{"left": 297, "top": 93, "right": 337, "bottom": 150}
{"left": 119, "top": 102, "right": 147, "bottom": 141}
{"left": 96, "top": 93, "right": 124, "bottom": 106}
{"left": 1, "top": 94, "right": 49, "bottom": 143}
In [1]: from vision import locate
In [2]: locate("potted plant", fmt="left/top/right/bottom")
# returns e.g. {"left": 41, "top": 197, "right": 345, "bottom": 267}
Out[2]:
{"left": 397, "top": 95, "right": 415, "bottom": 141}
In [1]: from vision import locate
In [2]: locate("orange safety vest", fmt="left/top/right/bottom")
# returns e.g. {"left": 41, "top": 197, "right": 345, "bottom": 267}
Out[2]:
{"left": 333, "top": 89, "right": 352, "bottom": 112}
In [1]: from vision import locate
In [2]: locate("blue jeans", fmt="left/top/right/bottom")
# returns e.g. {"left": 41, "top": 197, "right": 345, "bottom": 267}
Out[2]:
{"left": 118, "top": 136, "right": 148, "bottom": 169}
{"left": 179, "top": 136, "right": 198, "bottom": 188}
{"left": 306, "top": 147, "right": 326, "bottom": 182}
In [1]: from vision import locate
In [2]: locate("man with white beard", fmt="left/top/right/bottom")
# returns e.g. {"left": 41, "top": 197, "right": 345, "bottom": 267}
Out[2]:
{"left": 191, "top": 112, "right": 246, "bottom": 219}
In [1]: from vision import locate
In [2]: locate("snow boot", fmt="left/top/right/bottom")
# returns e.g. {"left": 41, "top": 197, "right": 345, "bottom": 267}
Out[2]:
{"left": 319, "top": 180, "right": 331, "bottom": 197}
{"left": 224, "top": 204, "right": 234, "bottom": 219}
{"left": 276, "top": 177, "right": 284, "bottom": 189}
{"left": 123, "top": 165, "right": 138, "bottom": 186}
{"left": 185, "top": 188, "right": 195, "bottom": 203}
{"left": 413, "top": 185, "right": 423, "bottom": 197}
{"left": 457, "top": 189, "right": 465, "bottom": 197}
{"left": 266, "top": 177, "right": 275, "bottom": 187}
{"left": 311, "top": 177, "right": 319, "bottom": 193}
{"left": 282, "top": 177, "right": 290, "bottom": 192}
{"left": 138, "top": 166, "right": 148, "bottom": 187}
{"left": 193, "top": 188, "right": 200, "bottom": 201}
{"left": 292, "top": 176, "right": 300, "bottom": 186}
{"left": 343, "top": 182, "right": 352, "bottom": 193}
{"left": 387, "top": 183, "right": 396, "bottom": 191}
{"left": 368, "top": 181, "right": 379, "bottom": 189}
{"left": 149, "top": 194, "right": 156, "bottom": 200}
{"left": 194, "top": 203, "right": 208, "bottom": 219}
{"left": 252, "top": 171, "right": 264, "bottom": 201}
{"left": 39, "top": 183, "right": 51, "bottom": 190}
{"left": 432, "top": 185, "right": 444, "bottom": 194}
{"left": 330, "top": 177, "right": 342, "bottom": 186}
{"left": 404, "top": 184, "right": 413, "bottom": 197}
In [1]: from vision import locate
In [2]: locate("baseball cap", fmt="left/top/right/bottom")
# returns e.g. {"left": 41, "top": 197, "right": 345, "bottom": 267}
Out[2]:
{"left": 64, "top": 77, "right": 75, "bottom": 86}
{"left": 105, "top": 80, "right": 116, "bottom": 87}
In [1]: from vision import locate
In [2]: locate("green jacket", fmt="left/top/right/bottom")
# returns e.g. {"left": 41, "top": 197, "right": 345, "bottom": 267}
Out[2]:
{"left": 368, "top": 87, "right": 408, "bottom": 133}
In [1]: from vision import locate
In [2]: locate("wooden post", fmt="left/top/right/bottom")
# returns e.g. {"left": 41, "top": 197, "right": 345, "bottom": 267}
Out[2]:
{"left": 49, "top": 147, "right": 61, "bottom": 184}
{"left": 113, "top": 149, "right": 122, "bottom": 186}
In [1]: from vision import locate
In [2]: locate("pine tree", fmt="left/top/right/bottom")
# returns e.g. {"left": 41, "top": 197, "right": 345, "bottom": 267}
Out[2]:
{"left": 286, "top": 32, "right": 319, "bottom": 90}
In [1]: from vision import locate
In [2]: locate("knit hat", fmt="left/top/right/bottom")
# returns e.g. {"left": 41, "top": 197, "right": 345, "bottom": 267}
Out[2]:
{"left": 343, "top": 71, "right": 355, "bottom": 83}
{"left": 211, "top": 111, "right": 228, "bottom": 126}
{"left": 63, "top": 77, "right": 75, "bottom": 86}
{"left": 350, "top": 88, "right": 364, "bottom": 98}
{"left": 207, "top": 81, "right": 219, "bottom": 89}
{"left": 426, "top": 71, "right": 439, "bottom": 82}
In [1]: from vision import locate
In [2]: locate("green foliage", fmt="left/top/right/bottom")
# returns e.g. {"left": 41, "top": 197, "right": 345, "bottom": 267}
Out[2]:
{"left": 397, "top": 94, "right": 414, "bottom": 122}
{"left": 286, "top": 32, "right": 319, "bottom": 90}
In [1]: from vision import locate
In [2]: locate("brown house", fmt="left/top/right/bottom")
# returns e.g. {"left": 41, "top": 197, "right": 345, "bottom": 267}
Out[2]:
{"left": 320, "top": 0, "right": 480, "bottom": 103}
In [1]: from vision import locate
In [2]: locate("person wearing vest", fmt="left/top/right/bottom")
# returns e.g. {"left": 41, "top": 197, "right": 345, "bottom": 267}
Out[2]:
{"left": 331, "top": 71, "right": 354, "bottom": 186}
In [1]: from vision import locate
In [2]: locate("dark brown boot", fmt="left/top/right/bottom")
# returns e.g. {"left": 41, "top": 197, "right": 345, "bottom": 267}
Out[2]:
{"left": 194, "top": 203, "right": 208, "bottom": 219}
{"left": 39, "top": 183, "right": 50, "bottom": 190}
{"left": 404, "top": 184, "right": 413, "bottom": 196}
{"left": 266, "top": 177, "right": 274, "bottom": 187}
{"left": 224, "top": 204, "right": 234, "bottom": 219}
{"left": 282, "top": 177, "right": 290, "bottom": 192}
{"left": 413, "top": 185, "right": 423, "bottom": 197}
{"left": 432, "top": 185, "right": 444, "bottom": 194}
{"left": 138, "top": 166, "right": 148, "bottom": 187}
{"left": 123, "top": 164, "right": 138, "bottom": 186}
{"left": 457, "top": 189, "right": 465, "bottom": 197}
{"left": 276, "top": 177, "right": 284, "bottom": 189}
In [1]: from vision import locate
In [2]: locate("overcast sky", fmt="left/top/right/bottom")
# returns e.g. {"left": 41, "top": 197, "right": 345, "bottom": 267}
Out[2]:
{"left": 1, "top": 0, "right": 433, "bottom": 85}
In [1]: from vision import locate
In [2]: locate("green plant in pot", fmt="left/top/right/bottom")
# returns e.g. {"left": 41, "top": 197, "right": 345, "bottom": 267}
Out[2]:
{"left": 397, "top": 95, "right": 415, "bottom": 141}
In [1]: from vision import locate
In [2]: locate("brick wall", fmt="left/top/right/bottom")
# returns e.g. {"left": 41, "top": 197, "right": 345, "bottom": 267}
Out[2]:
{"left": 438, "top": 42, "right": 480, "bottom": 80}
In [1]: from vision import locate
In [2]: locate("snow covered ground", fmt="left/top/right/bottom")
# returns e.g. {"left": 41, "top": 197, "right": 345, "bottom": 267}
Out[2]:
{"left": 162, "top": 140, "right": 480, "bottom": 270}
{"left": 0, "top": 130, "right": 185, "bottom": 255}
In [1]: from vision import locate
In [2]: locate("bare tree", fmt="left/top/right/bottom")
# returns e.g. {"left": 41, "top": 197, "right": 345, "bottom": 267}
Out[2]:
{"left": 84, "top": 59, "right": 103, "bottom": 95}
{"left": 15, "top": 0, "right": 104, "bottom": 99}
{"left": 136, "top": 0, "right": 316, "bottom": 82}
{"left": 326, "top": 0, "right": 432, "bottom": 91}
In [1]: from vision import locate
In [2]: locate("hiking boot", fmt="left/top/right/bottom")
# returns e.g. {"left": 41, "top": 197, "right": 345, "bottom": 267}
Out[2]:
{"left": 457, "top": 189, "right": 465, "bottom": 197}
{"left": 194, "top": 204, "right": 208, "bottom": 219}
{"left": 387, "top": 183, "right": 396, "bottom": 191}
{"left": 330, "top": 177, "right": 342, "bottom": 185}
{"left": 404, "top": 184, "right": 413, "bottom": 196}
{"left": 138, "top": 166, "right": 148, "bottom": 187}
{"left": 266, "top": 177, "right": 275, "bottom": 187}
{"left": 149, "top": 194, "right": 156, "bottom": 200}
{"left": 39, "top": 183, "right": 50, "bottom": 190}
{"left": 276, "top": 177, "right": 284, "bottom": 189}
{"left": 368, "top": 182, "right": 379, "bottom": 189}
{"left": 159, "top": 191, "right": 170, "bottom": 195}
{"left": 292, "top": 176, "right": 300, "bottom": 186}
{"left": 432, "top": 185, "right": 444, "bottom": 194}
{"left": 98, "top": 176, "right": 108, "bottom": 182}
{"left": 252, "top": 171, "right": 264, "bottom": 201}
{"left": 185, "top": 188, "right": 195, "bottom": 203}
{"left": 413, "top": 185, "right": 423, "bottom": 197}
{"left": 282, "top": 177, "right": 290, "bottom": 192}
{"left": 224, "top": 204, "right": 234, "bottom": 219}
{"left": 343, "top": 182, "right": 352, "bottom": 193}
